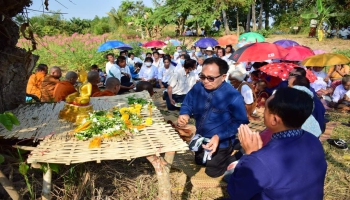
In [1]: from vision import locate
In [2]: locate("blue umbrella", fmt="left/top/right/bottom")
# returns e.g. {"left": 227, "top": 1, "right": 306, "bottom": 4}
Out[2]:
{"left": 194, "top": 38, "right": 218, "bottom": 48}
{"left": 166, "top": 39, "right": 181, "bottom": 46}
{"left": 97, "top": 40, "right": 125, "bottom": 52}
{"left": 273, "top": 39, "right": 299, "bottom": 48}
{"left": 116, "top": 44, "right": 133, "bottom": 50}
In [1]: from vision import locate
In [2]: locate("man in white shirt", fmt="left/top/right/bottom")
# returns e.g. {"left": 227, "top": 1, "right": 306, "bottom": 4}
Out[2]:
{"left": 105, "top": 53, "right": 121, "bottom": 85}
{"left": 166, "top": 59, "right": 197, "bottom": 110}
{"left": 228, "top": 69, "right": 258, "bottom": 120}
{"left": 309, "top": 18, "right": 317, "bottom": 37}
{"left": 115, "top": 56, "right": 135, "bottom": 94}
{"left": 175, "top": 54, "right": 190, "bottom": 73}
{"left": 157, "top": 57, "right": 175, "bottom": 88}
{"left": 310, "top": 66, "right": 330, "bottom": 94}
{"left": 331, "top": 76, "right": 350, "bottom": 110}
{"left": 338, "top": 27, "right": 350, "bottom": 39}
{"left": 152, "top": 51, "right": 164, "bottom": 68}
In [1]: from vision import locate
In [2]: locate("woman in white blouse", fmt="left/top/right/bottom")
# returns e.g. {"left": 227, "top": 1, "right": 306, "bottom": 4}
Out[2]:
{"left": 139, "top": 57, "right": 158, "bottom": 85}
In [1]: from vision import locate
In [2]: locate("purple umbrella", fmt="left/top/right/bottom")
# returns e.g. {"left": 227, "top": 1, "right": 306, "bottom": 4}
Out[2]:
{"left": 273, "top": 39, "right": 299, "bottom": 48}
{"left": 194, "top": 37, "right": 218, "bottom": 48}
{"left": 116, "top": 44, "right": 133, "bottom": 50}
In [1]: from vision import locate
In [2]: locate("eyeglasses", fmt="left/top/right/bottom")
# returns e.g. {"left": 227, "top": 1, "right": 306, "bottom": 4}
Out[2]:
{"left": 198, "top": 73, "right": 222, "bottom": 82}
{"left": 289, "top": 72, "right": 300, "bottom": 77}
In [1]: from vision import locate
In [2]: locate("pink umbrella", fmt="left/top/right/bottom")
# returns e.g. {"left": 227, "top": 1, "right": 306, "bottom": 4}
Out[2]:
{"left": 313, "top": 49, "right": 326, "bottom": 55}
{"left": 283, "top": 46, "right": 315, "bottom": 61}
{"left": 142, "top": 40, "right": 166, "bottom": 48}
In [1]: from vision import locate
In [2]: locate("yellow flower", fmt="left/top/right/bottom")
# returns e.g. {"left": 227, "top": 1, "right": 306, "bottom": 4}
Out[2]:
{"left": 119, "top": 107, "right": 129, "bottom": 115}
{"left": 135, "top": 104, "right": 142, "bottom": 110}
{"left": 145, "top": 117, "right": 153, "bottom": 126}
{"left": 121, "top": 114, "right": 129, "bottom": 121}
{"left": 129, "top": 107, "right": 137, "bottom": 114}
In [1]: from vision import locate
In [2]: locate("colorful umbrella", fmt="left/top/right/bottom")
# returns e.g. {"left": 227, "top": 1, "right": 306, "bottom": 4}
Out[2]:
{"left": 313, "top": 49, "right": 326, "bottom": 55}
{"left": 259, "top": 62, "right": 317, "bottom": 82}
{"left": 165, "top": 39, "right": 181, "bottom": 46}
{"left": 301, "top": 53, "right": 350, "bottom": 66}
{"left": 142, "top": 40, "right": 167, "bottom": 48}
{"left": 218, "top": 35, "right": 238, "bottom": 46}
{"left": 273, "top": 39, "right": 299, "bottom": 48}
{"left": 239, "top": 32, "right": 265, "bottom": 43}
{"left": 115, "top": 44, "right": 133, "bottom": 50}
{"left": 97, "top": 40, "right": 125, "bottom": 52}
{"left": 283, "top": 46, "right": 315, "bottom": 61}
{"left": 194, "top": 37, "right": 218, "bottom": 48}
{"left": 229, "top": 42, "right": 289, "bottom": 62}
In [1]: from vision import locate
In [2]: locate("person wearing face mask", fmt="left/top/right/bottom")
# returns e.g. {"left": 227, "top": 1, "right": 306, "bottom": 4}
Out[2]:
{"left": 139, "top": 57, "right": 158, "bottom": 85}
{"left": 175, "top": 54, "right": 191, "bottom": 73}
{"left": 166, "top": 59, "right": 197, "bottom": 110}
{"left": 173, "top": 46, "right": 182, "bottom": 60}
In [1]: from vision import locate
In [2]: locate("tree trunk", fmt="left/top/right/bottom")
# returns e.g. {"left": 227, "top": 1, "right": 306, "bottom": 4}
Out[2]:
{"left": 0, "top": 16, "right": 39, "bottom": 113}
{"left": 222, "top": 9, "right": 230, "bottom": 35}
{"left": 252, "top": 1, "right": 257, "bottom": 31}
{"left": 264, "top": 5, "right": 270, "bottom": 30}
{"left": 246, "top": 5, "right": 251, "bottom": 32}
{"left": 258, "top": 0, "right": 264, "bottom": 30}
{"left": 236, "top": 7, "right": 240, "bottom": 36}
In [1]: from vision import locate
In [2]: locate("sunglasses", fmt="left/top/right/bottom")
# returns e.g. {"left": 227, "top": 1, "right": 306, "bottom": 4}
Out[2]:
{"left": 198, "top": 73, "right": 222, "bottom": 82}
{"left": 289, "top": 72, "right": 300, "bottom": 77}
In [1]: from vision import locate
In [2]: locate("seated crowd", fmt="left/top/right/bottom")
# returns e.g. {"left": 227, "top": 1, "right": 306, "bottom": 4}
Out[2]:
{"left": 26, "top": 45, "right": 349, "bottom": 199}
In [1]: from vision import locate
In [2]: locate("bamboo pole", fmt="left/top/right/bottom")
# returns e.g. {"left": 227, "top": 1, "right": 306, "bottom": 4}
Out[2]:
{"left": 0, "top": 170, "right": 22, "bottom": 200}
{"left": 42, "top": 164, "right": 52, "bottom": 200}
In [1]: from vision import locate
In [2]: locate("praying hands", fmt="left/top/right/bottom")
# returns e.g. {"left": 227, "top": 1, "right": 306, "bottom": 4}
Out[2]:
{"left": 238, "top": 124, "right": 263, "bottom": 155}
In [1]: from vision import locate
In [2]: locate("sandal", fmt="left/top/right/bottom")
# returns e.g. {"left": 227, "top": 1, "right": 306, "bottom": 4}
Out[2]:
{"left": 327, "top": 139, "right": 348, "bottom": 150}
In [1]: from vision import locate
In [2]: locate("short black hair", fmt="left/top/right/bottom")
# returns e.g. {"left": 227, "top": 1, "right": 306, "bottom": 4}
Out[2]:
{"left": 37, "top": 64, "right": 47, "bottom": 71}
{"left": 116, "top": 56, "right": 126, "bottom": 65}
{"left": 251, "top": 70, "right": 260, "bottom": 77}
{"left": 106, "top": 53, "right": 114, "bottom": 58}
{"left": 128, "top": 53, "right": 134, "bottom": 57}
{"left": 134, "top": 62, "right": 142, "bottom": 68}
{"left": 146, "top": 52, "right": 152, "bottom": 57}
{"left": 184, "top": 59, "right": 196, "bottom": 69}
{"left": 267, "top": 87, "right": 313, "bottom": 129}
{"left": 203, "top": 57, "right": 229, "bottom": 75}
{"left": 252, "top": 62, "right": 268, "bottom": 69}
{"left": 180, "top": 54, "right": 190, "bottom": 60}
{"left": 119, "top": 50, "right": 127, "bottom": 56}
{"left": 153, "top": 51, "right": 159, "bottom": 55}
{"left": 91, "top": 64, "right": 98, "bottom": 70}
{"left": 293, "top": 76, "right": 310, "bottom": 88}
{"left": 144, "top": 57, "right": 153, "bottom": 63}
{"left": 163, "top": 57, "right": 171, "bottom": 63}
{"left": 294, "top": 67, "right": 306, "bottom": 77}
{"left": 218, "top": 48, "right": 225, "bottom": 56}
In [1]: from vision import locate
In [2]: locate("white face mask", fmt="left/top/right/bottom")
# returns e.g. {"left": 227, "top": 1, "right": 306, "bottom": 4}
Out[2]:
{"left": 145, "top": 62, "right": 152, "bottom": 67}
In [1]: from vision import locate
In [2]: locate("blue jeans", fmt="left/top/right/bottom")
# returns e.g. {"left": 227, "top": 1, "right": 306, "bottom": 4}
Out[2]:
{"left": 165, "top": 93, "right": 186, "bottom": 111}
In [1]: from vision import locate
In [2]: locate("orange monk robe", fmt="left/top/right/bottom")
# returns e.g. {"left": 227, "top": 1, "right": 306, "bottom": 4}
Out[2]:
{"left": 53, "top": 81, "right": 77, "bottom": 102}
{"left": 91, "top": 84, "right": 100, "bottom": 96}
{"left": 26, "top": 71, "right": 46, "bottom": 99}
{"left": 91, "top": 90, "right": 115, "bottom": 97}
{"left": 40, "top": 75, "right": 60, "bottom": 102}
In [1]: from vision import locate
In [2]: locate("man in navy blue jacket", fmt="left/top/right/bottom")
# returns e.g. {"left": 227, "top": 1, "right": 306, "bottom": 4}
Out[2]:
{"left": 177, "top": 57, "right": 249, "bottom": 177}
{"left": 228, "top": 87, "right": 327, "bottom": 200}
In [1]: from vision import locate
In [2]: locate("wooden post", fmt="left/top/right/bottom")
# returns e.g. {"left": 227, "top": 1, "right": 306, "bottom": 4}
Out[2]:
{"left": 0, "top": 169, "right": 22, "bottom": 200}
{"left": 42, "top": 164, "right": 52, "bottom": 200}
{"left": 146, "top": 151, "right": 175, "bottom": 200}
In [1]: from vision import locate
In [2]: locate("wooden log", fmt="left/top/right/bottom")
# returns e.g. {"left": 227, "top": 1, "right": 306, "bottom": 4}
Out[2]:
{"left": 0, "top": 169, "right": 22, "bottom": 200}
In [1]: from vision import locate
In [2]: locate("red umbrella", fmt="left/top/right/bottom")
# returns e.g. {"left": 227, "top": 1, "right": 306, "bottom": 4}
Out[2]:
{"left": 142, "top": 40, "right": 166, "bottom": 48}
{"left": 284, "top": 46, "right": 315, "bottom": 61}
{"left": 259, "top": 62, "right": 317, "bottom": 83}
{"left": 229, "top": 42, "right": 289, "bottom": 62}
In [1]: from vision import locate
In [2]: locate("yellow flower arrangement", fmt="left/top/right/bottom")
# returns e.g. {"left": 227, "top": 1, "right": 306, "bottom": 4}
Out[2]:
{"left": 145, "top": 117, "right": 153, "bottom": 126}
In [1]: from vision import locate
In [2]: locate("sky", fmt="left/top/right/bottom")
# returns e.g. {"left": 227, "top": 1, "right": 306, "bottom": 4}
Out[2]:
{"left": 28, "top": 0, "right": 154, "bottom": 20}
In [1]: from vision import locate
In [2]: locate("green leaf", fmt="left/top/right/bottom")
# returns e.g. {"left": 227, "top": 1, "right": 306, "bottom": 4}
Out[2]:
{"left": 19, "top": 162, "right": 29, "bottom": 175}
{"left": 328, "top": 13, "right": 345, "bottom": 17}
{"left": 0, "top": 114, "right": 13, "bottom": 130}
{"left": 316, "top": 0, "right": 323, "bottom": 13}
{"left": 4, "top": 112, "right": 20, "bottom": 125}
{"left": 0, "top": 154, "right": 4, "bottom": 164}
{"left": 300, "top": 13, "right": 318, "bottom": 19}
{"left": 49, "top": 164, "right": 60, "bottom": 173}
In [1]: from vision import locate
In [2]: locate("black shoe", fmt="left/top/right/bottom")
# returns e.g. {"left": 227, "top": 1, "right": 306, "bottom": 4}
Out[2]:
{"left": 327, "top": 139, "right": 348, "bottom": 150}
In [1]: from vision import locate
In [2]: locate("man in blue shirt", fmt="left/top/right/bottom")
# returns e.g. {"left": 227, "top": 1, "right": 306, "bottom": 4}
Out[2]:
{"left": 228, "top": 87, "right": 327, "bottom": 200}
{"left": 177, "top": 57, "right": 249, "bottom": 177}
